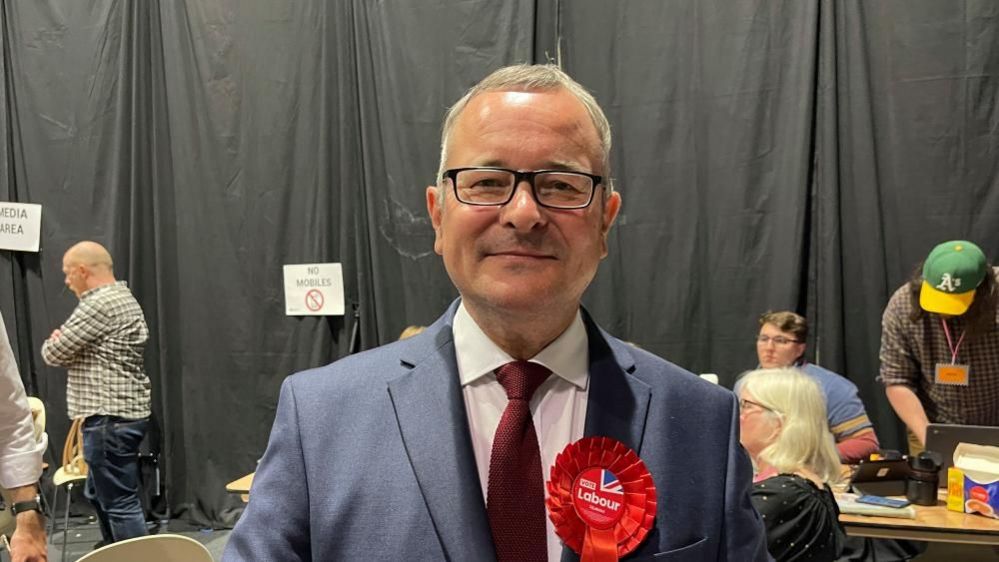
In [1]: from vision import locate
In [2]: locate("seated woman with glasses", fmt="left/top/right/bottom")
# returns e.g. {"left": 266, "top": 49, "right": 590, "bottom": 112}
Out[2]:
{"left": 739, "top": 368, "right": 846, "bottom": 562}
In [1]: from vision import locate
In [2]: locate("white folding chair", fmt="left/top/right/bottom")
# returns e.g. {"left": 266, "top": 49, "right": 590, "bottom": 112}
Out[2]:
{"left": 76, "top": 534, "right": 213, "bottom": 562}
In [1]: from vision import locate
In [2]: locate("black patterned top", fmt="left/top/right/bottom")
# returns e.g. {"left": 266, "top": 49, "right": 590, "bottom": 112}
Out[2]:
{"left": 751, "top": 473, "right": 845, "bottom": 562}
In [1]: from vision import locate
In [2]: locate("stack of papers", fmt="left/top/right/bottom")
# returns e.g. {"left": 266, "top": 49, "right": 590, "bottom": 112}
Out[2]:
{"left": 836, "top": 493, "right": 917, "bottom": 519}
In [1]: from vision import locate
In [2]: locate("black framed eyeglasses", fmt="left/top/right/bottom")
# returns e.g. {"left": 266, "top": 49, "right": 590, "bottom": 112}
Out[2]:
{"left": 739, "top": 398, "right": 779, "bottom": 415}
{"left": 756, "top": 335, "right": 801, "bottom": 346}
{"left": 441, "top": 167, "right": 603, "bottom": 209}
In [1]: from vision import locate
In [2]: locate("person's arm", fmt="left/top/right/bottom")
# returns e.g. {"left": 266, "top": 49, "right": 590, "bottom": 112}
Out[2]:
{"left": 835, "top": 429, "right": 880, "bottom": 463}
{"left": 0, "top": 313, "right": 47, "bottom": 561}
{"left": 0, "top": 395, "right": 46, "bottom": 491}
{"left": 40, "top": 301, "right": 108, "bottom": 367}
{"left": 749, "top": 478, "right": 783, "bottom": 553}
{"left": 824, "top": 377, "right": 880, "bottom": 463}
{"left": 750, "top": 476, "right": 842, "bottom": 562}
{"left": 0, "top": 314, "right": 45, "bottom": 490}
{"left": 885, "top": 385, "right": 930, "bottom": 446}
{"left": 879, "top": 294, "right": 928, "bottom": 443}
{"left": 720, "top": 393, "right": 770, "bottom": 561}
{"left": 8, "top": 484, "right": 47, "bottom": 562}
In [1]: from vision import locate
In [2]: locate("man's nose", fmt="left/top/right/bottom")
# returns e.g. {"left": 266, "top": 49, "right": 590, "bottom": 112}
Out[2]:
{"left": 501, "top": 181, "right": 546, "bottom": 230}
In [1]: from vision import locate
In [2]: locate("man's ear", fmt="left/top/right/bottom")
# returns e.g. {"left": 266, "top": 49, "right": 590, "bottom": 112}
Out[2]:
{"left": 599, "top": 191, "right": 622, "bottom": 258}
{"left": 602, "top": 191, "right": 621, "bottom": 234}
{"left": 426, "top": 186, "right": 444, "bottom": 256}
{"left": 793, "top": 343, "right": 807, "bottom": 363}
{"left": 81, "top": 264, "right": 95, "bottom": 285}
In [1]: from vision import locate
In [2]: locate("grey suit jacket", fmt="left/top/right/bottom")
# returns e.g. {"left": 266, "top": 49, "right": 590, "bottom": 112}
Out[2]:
{"left": 224, "top": 301, "right": 769, "bottom": 561}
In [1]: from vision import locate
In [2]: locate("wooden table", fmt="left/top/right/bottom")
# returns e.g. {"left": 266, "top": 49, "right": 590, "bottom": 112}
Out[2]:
{"left": 226, "top": 472, "right": 255, "bottom": 503}
{"left": 839, "top": 492, "right": 999, "bottom": 545}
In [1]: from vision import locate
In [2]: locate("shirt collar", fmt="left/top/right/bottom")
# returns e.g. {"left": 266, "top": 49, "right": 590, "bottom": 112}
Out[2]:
{"left": 81, "top": 280, "right": 126, "bottom": 300}
{"left": 453, "top": 301, "right": 589, "bottom": 390}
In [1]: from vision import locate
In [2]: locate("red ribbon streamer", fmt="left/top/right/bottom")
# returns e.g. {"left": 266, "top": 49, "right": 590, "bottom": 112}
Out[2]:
{"left": 582, "top": 527, "right": 619, "bottom": 562}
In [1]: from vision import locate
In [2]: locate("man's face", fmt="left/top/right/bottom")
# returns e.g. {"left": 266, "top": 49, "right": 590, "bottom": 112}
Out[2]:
{"left": 427, "top": 89, "right": 621, "bottom": 318}
{"left": 62, "top": 255, "right": 87, "bottom": 298}
{"left": 756, "top": 322, "right": 806, "bottom": 368}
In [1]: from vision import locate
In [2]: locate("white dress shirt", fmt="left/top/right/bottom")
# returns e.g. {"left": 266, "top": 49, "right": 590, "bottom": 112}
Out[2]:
{"left": 0, "top": 311, "right": 46, "bottom": 489}
{"left": 454, "top": 302, "right": 589, "bottom": 562}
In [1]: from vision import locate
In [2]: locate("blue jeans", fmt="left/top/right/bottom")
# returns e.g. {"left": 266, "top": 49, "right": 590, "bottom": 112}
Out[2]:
{"left": 82, "top": 415, "right": 149, "bottom": 543}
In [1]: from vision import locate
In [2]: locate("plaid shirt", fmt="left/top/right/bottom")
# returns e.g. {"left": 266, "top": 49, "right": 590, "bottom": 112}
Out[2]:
{"left": 880, "top": 269, "right": 999, "bottom": 426}
{"left": 41, "top": 281, "right": 151, "bottom": 419}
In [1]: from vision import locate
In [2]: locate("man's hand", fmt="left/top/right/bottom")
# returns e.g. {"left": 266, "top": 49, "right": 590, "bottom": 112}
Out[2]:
{"left": 914, "top": 422, "right": 928, "bottom": 447}
{"left": 9, "top": 511, "right": 47, "bottom": 562}
{"left": 48, "top": 329, "right": 62, "bottom": 341}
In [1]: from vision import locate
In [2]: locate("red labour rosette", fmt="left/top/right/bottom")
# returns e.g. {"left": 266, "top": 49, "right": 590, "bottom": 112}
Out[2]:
{"left": 546, "top": 436, "right": 657, "bottom": 562}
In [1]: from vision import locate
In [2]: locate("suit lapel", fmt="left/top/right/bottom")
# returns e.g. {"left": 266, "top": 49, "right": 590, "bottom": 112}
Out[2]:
{"left": 562, "top": 317, "right": 652, "bottom": 562}
{"left": 582, "top": 318, "right": 651, "bottom": 453}
{"left": 387, "top": 312, "right": 496, "bottom": 562}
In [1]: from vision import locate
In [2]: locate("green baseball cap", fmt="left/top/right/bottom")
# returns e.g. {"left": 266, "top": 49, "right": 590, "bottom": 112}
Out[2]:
{"left": 919, "top": 240, "right": 987, "bottom": 315}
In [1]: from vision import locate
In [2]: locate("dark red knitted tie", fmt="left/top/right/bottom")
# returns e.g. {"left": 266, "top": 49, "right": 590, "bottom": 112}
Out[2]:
{"left": 487, "top": 360, "right": 552, "bottom": 562}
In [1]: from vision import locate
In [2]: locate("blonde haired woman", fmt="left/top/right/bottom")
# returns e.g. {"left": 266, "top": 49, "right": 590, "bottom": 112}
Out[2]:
{"left": 738, "top": 368, "right": 846, "bottom": 562}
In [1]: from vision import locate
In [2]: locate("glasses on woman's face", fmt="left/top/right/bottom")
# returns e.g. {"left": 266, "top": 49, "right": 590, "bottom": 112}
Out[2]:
{"left": 756, "top": 334, "right": 800, "bottom": 346}
{"left": 739, "top": 398, "right": 779, "bottom": 415}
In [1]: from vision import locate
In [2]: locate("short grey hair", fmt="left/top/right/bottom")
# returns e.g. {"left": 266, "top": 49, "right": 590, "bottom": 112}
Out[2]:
{"left": 436, "top": 64, "right": 614, "bottom": 194}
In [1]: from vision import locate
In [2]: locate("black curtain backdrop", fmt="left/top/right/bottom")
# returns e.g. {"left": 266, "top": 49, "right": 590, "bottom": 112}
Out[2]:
{"left": 1, "top": 0, "right": 996, "bottom": 526}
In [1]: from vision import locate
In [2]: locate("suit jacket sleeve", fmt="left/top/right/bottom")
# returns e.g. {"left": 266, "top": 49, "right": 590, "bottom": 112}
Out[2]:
{"left": 223, "top": 378, "right": 311, "bottom": 562}
{"left": 0, "top": 312, "right": 45, "bottom": 489}
{"left": 720, "top": 392, "right": 772, "bottom": 561}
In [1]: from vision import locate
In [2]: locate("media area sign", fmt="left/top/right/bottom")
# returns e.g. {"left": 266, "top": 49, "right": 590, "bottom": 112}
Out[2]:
{"left": 283, "top": 263, "right": 345, "bottom": 316}
{"left": 0, "top": 202, "right": 42, "bottom": 252}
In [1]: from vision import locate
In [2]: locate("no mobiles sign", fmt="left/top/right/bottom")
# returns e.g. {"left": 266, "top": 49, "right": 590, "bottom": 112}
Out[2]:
{"left": 283, "top": 263, "right": 344, "bottom": 316}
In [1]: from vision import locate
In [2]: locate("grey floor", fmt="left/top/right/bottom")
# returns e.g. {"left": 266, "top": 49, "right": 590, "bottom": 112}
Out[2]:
{"left": 46, "top": 517, "right": 230, "bottom": 562}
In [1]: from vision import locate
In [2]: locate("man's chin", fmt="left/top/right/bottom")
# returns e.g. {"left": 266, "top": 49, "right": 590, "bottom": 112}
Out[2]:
{"left": 464, "top": 285, "right": 568, "bottom": 316}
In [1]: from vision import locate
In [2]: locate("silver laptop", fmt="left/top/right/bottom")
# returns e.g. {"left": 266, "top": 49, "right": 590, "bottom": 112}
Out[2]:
{"left": 924, "top": 423, "right": 999, "bottom": 485}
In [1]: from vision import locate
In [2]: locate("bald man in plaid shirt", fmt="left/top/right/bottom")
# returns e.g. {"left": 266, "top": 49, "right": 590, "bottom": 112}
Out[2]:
{"left": 41, "top": 241, "right": 150, "bottom": 546}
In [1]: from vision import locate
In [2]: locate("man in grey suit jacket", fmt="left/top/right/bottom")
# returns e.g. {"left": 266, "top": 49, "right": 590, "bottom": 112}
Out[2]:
{"left": 225, "top": 64, "right": 768, "bottom": 561}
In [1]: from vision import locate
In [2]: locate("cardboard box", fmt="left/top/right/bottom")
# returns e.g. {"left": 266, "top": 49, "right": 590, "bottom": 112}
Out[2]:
{"left": 953, "top": 443, "right": 999, "bottom": 519}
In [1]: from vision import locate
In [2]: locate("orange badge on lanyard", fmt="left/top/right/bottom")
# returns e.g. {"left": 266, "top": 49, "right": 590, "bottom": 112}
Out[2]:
{"left": 936, "top": 318, "right": 970, "bottom": 386}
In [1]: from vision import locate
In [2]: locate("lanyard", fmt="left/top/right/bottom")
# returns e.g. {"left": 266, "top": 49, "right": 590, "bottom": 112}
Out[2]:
{"left": 941, "top": 318, "right": 966, "bottom": 364}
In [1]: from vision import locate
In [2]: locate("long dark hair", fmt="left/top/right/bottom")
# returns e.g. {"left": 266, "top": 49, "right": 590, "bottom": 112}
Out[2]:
{"left": 906, "top": 262, "right": 997, "bottom": 339}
